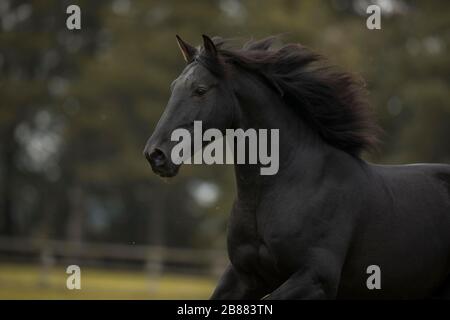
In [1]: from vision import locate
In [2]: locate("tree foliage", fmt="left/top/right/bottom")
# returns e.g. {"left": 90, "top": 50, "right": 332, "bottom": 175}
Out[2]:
{"left": 0, "top": 0, "right": 448, "bottom": 248}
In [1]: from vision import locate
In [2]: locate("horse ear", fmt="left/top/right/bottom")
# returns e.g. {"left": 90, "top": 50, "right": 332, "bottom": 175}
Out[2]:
{"left": 176, "top": 35, "right": 196, "bottom": 63}
{"left": 202, "top": 34, "right": 217, "bottom": 57}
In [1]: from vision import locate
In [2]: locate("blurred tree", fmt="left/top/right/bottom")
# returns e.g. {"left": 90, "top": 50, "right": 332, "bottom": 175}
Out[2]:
{"left": 0, "top": 0, "right": 103, "bottom": 237}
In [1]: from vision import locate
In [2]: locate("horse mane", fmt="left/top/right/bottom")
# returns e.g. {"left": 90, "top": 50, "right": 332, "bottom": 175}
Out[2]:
{"left": 196, "top": 36, "right": 381, "bottom": 156}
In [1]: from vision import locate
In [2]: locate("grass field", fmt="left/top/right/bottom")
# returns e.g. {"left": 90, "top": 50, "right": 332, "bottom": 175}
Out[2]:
{"left": 0, "top": 263, "right": 216, "bottom": 299}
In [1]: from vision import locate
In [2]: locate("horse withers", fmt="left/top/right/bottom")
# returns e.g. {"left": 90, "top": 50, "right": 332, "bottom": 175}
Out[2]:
{"left": 143, "top": 35, "right": 450, "bottom": 299}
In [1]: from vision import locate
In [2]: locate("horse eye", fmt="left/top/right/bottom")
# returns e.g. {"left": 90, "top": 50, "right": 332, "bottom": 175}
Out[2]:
{"left": 194, "top": 86, "right": 208, "bottom": 96}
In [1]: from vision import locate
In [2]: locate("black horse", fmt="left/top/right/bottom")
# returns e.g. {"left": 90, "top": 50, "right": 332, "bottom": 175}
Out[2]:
{"left": 143, "top": 35, "right": 450, "bottom": 299}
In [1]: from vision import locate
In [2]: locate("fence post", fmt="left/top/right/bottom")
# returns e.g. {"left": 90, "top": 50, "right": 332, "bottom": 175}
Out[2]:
{"left": 38, "top": 246, "right": 55, "bottom": 288}
{"left": 146, "top": 246, "right": 164, "bottom": 294}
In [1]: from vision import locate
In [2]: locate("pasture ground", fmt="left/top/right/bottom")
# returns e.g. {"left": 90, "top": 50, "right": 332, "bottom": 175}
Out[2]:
{"left": 0, "top": 263, "right": 215, "bottom": 299}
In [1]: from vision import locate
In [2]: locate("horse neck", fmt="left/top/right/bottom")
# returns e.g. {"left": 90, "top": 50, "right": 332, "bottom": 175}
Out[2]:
{"left": 230, "top": 73, "right": 333, "bottom": 202}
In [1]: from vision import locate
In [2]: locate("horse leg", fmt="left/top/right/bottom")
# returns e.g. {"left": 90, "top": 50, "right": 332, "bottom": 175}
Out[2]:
{"left": 266, "top": 250, "right": 343, "bottom": 300}
{"left": 210, "top": 264, "right": 269, "bottom": 299}
{"left": 431, "top": 274, "right": 450, "bottom": 299}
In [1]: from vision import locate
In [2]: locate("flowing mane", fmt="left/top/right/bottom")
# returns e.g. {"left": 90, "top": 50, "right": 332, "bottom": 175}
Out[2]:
{"left": 195, "top": 36, "right": 380, "bottom": 155}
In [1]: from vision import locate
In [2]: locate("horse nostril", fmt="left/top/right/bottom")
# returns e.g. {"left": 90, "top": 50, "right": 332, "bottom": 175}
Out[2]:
{"left": 144, "top": 150, "right": 152, "bottom": 163}
{"left": 148, "top": 148, "right": 167, "bottom": 168}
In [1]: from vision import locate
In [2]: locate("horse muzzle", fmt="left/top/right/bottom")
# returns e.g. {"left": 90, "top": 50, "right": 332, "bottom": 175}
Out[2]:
{"left": 143, "top": 146, "right": 180, "bottom": 178}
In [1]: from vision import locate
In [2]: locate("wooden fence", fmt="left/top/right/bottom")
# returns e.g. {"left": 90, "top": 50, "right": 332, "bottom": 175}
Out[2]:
{"left": 0, "top": 237, "right": 228, "bottom": 277}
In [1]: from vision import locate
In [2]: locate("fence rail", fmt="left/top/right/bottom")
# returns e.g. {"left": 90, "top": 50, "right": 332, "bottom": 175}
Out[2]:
{"left": 0, "top": 237, "right": 228, "bottom": 276}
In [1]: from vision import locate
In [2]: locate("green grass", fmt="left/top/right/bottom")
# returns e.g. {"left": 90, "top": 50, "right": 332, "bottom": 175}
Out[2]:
{"left": 0, "top": 263, "right": 216, "bottom": 299}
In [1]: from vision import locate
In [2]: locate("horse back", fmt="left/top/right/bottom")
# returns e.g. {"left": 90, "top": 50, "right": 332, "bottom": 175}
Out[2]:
{"left": 338, "top": 162, "right": 450, "bottom": 299}
{"left": 374, "top": 162, "right": 450, "bottom": 201}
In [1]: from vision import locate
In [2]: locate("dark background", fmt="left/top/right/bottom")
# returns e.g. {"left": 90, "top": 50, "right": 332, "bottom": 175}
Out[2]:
{"left": 0, "top": 0, "right": 448, "bottom": 298}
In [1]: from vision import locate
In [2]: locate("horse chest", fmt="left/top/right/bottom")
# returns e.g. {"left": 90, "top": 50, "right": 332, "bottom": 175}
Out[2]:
{"left": 228, "top": 207, "right": 279, "bottom": 282}
{"left": 229, "top": 239, "right": 279, "bottom": 283}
